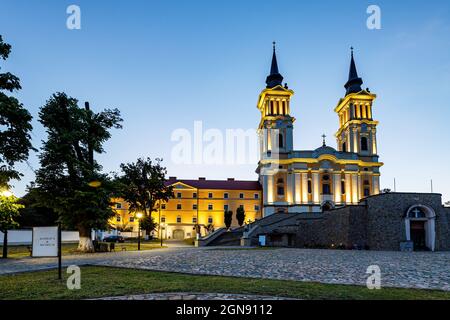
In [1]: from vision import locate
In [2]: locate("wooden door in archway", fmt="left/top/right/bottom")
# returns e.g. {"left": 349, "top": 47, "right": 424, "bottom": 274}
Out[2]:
{"left": 410, "top": 221, "right": 426, "bottom": 251}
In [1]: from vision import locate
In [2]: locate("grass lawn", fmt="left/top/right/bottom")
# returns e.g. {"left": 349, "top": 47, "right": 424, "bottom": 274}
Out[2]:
{"left": 0, "top": 266, "right": 449, "bottom": 300}
{"left": 0, "top": 241, "right": 165, "bottom": 259}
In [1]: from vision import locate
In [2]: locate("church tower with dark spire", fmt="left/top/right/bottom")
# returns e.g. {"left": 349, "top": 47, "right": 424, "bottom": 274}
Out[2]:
{"left": 256, "top": 43, "right": 296, "bottom": 214}
{"left": 335, "top": 48, "right": 379, "bottom": 156}
{"left": 257, "top": 42, "right": 295, "bottom": 158}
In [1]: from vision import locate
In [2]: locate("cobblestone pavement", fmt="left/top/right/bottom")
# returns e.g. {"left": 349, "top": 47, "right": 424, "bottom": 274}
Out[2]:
{"left": 1, "top": 247, "right": 449, "bottom": 291}
{"left": 95, "top": 292, "right": 296, "bottom": 300}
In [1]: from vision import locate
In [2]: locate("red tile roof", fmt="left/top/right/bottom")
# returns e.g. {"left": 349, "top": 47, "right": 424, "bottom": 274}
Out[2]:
{"left": 166, "top": 178, "right": 262, "bottom": 190}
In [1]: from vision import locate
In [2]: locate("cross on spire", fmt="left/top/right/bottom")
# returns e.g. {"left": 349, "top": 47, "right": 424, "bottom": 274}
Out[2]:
{"left": 322, "top": 134, "right": 327, "bottom": 146}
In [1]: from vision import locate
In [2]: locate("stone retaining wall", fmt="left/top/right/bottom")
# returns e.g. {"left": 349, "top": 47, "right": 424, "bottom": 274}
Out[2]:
{"left": 250, "top": 193, "right": 450, "bottom": 251}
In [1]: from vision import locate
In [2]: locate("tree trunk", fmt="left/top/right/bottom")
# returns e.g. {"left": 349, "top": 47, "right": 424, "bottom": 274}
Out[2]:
{"left": 2, "top": 230, "right": 7, "bottom": 259}
{"left": 77, "top": 227, "right": 94, "bottom": 252}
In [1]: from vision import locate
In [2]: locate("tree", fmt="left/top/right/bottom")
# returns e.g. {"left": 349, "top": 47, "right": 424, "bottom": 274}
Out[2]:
{"left": 35, "top": 93, "right": 122, "bottom": 252}
{"left": 0, "top": 191, "right": 24, "bottom": 258}
{"left": 0, "top": 35, "right": 34, "bottom": 188}
{"left": 224, "top": 210, "right": 233, "bottom": 230}
{"left": 116, "top": 158, "right": 173, "bottom": 235}
{"left": 140, "top": 215, "right": 158, "bottom": 236}
{"left": 17, "top": 187, "right": 58, "bottom": 227}
{"left": 236, "top": 207, "right": 246, "bottom": 227}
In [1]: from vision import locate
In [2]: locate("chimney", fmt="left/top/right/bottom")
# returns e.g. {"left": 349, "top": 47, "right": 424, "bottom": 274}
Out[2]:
{"left": 199, "top": 177, "right": 206, "bottom": 181}
{"left": 85, "top": 101, "right": 90, "bottom": 110}
{"left": 227, "top": 178, "right": 235, "bottom": 181}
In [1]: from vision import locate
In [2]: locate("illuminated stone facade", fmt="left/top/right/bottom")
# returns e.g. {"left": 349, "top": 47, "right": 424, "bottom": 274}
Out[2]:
{"left": 257, "top": 46, "right": 382, "bottom": 217}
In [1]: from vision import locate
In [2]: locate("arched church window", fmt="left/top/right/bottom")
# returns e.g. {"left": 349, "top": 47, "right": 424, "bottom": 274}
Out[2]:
{"left": 361, "top": 137, "right": 368, "bottom": 151}
{"left": 323, "top": 184, "right": 331, "bottom": 195}
{"left": 277, "top": 178, "right": 284, "bottom": 184}
{"left": 342, "top": 142, "right": 347, "bottom": 152}
{"left": 341, "top": 180, "right": 346, "bottom": 194}
{"left": 307, "top": 180, "right": 312, "bottom": 194}
{"left": 321, "top": 202, "right": 333, "bottom": 212}
{"left": 322, "top": 175, "right": 331, "bottom": 195}
{"left": 277, "top": 186, "right": 285, "bottom": 196}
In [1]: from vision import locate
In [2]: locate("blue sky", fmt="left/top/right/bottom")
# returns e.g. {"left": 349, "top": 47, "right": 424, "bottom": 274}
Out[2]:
{"left": 1, "top": 0, "right": 450, "bottom": 201}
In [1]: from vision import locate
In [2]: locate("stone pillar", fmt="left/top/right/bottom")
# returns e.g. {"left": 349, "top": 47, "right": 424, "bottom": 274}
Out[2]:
{"left": 372, "top": 129, "right": 377, "bottom": 155}
{"left": 295, "top": 173, "right": 301, "bottom": 204}
{"left": 286, "top": 173, "right": 293, "bottom": 204}
{"left": 267, "top": 175, "right": 274, "bottom": 204}
{"left": 352, "top": 127, "right": 359, "bottom": 153}
{"left": 301, "top": 173, "right": 309, "bottom": 204}
{"left": 345, "top": 173, "right": 352, "bottom": 204}
{"left": 312, "top": 172, "right": 320, "bottom": 204}
{"left": 351, "top": 174, "right": 359, "bottom": 204}
{"left": 333, "top": 173, "right": 341, "bottom": 204}
{"left": 372, "top": 175, "right": 380, "bottom": 195}
{"left": 357, "top": 174, "right": 362, "bottom": 201}
{"left": 262, "top": 175, "right": 269, "bottom": 205}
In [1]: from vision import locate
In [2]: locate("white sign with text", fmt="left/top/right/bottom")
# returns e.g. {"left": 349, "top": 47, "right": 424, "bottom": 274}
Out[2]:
{"left": 32, "top": 227, "right": 58, "bottom": 257}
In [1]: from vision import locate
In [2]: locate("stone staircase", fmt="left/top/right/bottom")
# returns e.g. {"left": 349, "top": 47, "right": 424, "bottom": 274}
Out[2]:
{"left": 200, "top": 213, "right": 302, "bottom": 247}
{"left": 207, "top": 229, "right": 244, "bottom": 246}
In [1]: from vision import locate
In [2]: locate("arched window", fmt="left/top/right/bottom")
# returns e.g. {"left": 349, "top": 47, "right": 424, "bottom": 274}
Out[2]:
{"left": 361, "top": 137, "right": 368, "bottom": 151}
{"left": 321, "top": 202, "right": 333, "bottom": 212}
{"left": 408, "top": 207, "right": 426, "bottom": 219}
{"left": 322, "top": 175, "right": 331, "bottom": 195}
{"left": 277, "top": 178, "right": 284, "bottom": 196}
{"left": 342, "top": 142, "right": 347, "bottom": 152}
{"left": 278, "top": 133, "right": 284, "bottom": 149}
{"left": 277, "top": 186, "right": 285, "bottom": 196}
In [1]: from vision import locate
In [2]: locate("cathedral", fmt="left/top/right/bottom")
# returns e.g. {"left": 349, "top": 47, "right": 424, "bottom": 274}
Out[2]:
{"left": 112, "top": 45, "right": 450, "bottom": 252}
{"left": 257, "top": 44, "right": 382, "bottom": 216}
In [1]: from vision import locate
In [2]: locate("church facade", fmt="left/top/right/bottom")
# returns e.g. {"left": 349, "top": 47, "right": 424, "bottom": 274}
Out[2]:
{"left": 257, "top": 45, "right": 382, "bottom": 216}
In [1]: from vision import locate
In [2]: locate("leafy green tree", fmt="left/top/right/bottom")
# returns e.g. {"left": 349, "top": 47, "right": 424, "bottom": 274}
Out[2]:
{"left": 0, "top": 192, "right": 24, "bottom": 258}
{"left": 236, "top": 207, "right": 246, "bottom": 227}
{"left": 17, "top": 187, "right": 58, "bottom": 227}
{"left": 0, "top": 35, "right": 34, "bottom": 188}
{"left": 140, "top": 215, "right": 158, "bottom": 236}
{"left": 35, "top": 93, "right": 122, "bottom": 252}
{"left": 224, "top": 210, "right": 233, "bottom": 229}
{"left": 116, "top": 158, "right": 173, "bottom": 235}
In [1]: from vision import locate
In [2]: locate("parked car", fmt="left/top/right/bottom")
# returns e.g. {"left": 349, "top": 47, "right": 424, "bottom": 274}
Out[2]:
{"left": 103, "top": 235, "right": 125, "bottom": 243}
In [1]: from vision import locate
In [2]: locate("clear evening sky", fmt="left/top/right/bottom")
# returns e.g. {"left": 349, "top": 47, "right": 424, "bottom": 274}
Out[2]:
{"left": 1, "top": 0, "right": 450, "bottom": 201}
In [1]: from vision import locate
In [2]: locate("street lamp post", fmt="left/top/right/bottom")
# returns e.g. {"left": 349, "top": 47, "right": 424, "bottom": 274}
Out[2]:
{"left": 136, "top": 212, "right": 143, "bottom": 251}
{"left": 158, "top": 201, "right": 163, "bottom": 247}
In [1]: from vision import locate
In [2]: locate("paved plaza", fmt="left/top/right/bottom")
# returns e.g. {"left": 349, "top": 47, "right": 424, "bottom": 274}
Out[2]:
{"left": 1, "top": 247, "right": 449, "bottom": 291}
{"left": 95, "top": 292, "right": 296, "bottom": 300}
